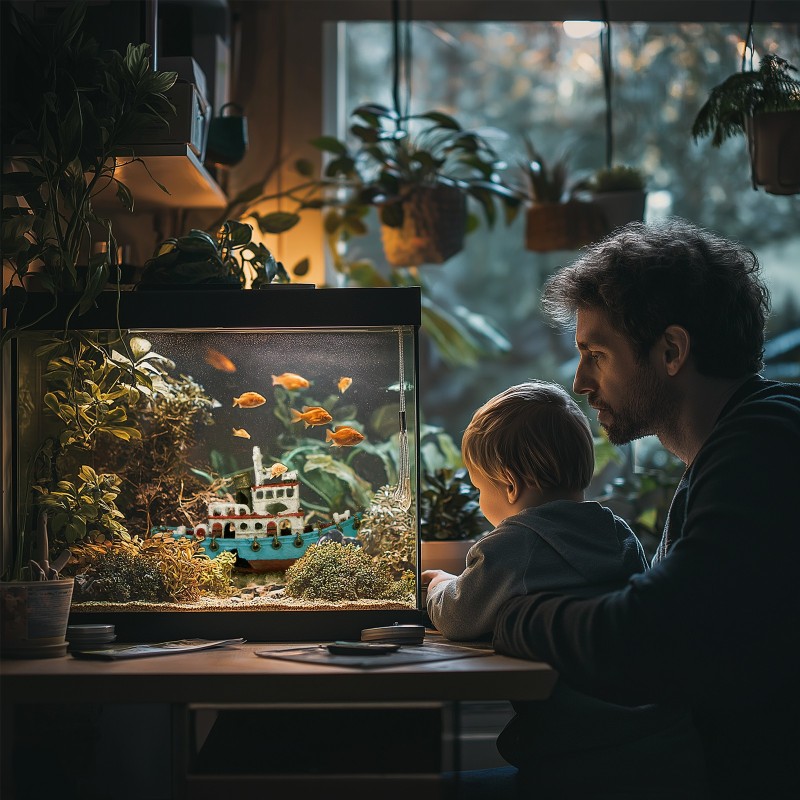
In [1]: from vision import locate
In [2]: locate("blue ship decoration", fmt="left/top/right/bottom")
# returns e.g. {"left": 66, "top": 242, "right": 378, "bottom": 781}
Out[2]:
{"left": 157, "top": 445, "right": 361, "bottom": 572}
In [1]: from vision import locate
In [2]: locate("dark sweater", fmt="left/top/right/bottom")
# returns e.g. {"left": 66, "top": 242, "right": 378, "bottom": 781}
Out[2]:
{"left": 493, "top": 376, "right": 800, "bottom": 798}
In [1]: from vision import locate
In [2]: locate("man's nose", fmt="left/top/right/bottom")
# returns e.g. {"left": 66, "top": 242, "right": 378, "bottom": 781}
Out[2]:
{"left": 573, "top": 361, "right": 592, "bottom": 395}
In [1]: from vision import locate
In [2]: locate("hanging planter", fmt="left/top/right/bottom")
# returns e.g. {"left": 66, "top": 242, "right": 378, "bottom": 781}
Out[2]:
{"left": 692, "top": 54, "right": 800, "bottom": 196}
{"left": 745, "top": 110, "right": 800, "bottom": 195}
{"left": 585, "top": 165, "right": 648, "bottom": 232}
{"left": 525, "top": 201, "right": 608, "bottom": 252}
{"left": 380, "top": 185, "right": 467, "bottom": 266}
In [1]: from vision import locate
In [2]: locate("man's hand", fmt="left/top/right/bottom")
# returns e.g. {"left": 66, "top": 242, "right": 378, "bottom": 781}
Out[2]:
{"left": 422, "top": 569, "right": 456, "bottom": 593}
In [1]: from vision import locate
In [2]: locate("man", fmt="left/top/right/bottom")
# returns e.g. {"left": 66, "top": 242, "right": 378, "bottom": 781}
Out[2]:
{"left": 493, "top": 219, "right": 800, "bottom": 798}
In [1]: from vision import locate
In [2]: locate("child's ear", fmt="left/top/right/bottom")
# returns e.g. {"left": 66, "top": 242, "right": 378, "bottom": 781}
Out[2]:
{"left": 505, "top": 473, "right": 520, "bottom": 503}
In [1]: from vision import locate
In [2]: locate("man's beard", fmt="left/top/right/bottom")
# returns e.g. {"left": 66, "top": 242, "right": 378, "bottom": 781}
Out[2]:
{"left": 592, "top": 361, "right": 676, "bottom": 445}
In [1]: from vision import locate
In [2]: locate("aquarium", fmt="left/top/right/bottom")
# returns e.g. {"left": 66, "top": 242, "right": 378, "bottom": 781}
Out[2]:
{"left": 1, "top": 287, "right": 423, "bottom": 640}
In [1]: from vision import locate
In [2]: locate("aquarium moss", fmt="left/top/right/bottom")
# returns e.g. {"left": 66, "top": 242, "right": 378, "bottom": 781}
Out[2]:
{"left": 284, "top": 542, "right": 412, "bottom": 602}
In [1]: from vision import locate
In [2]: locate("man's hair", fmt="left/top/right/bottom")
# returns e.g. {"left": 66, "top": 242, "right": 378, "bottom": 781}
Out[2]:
{"left": 462, "top": 381, "right": 594, "bottom": 493}
{"left": 541, "top": 218, "right": 771, "bottom": 377}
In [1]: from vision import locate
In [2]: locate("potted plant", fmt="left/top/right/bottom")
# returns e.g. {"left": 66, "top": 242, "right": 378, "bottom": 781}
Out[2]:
{"left": 419, "top": 467, "right": 489, "bottom": 575}
{"left": 1, "top": 1, "right": 178, "bottom": 320}
{"left": 691, "top": 53, "right": 800, "bottom": 195}
{"left": 261, "top": 103, "right": 523, "bottom": 268}
{"left": 521, "top": 138, "right": 607, "bottom": 252}
{"left": 1, "top": 2, "right": 179, "bottom": 649}
{"left": 0, "top": 511, "right": 73, "bottom": 658}
{"left": 138, "top": 220, "right": 289, "bottom": 288}
{"left": 585, "top": 165, "right": 647, "bottom": 232}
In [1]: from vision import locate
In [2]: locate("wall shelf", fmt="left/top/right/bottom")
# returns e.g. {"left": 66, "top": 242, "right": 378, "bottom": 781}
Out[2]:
{"left": 92, "top": 144, "right": 227, "bottom": 211}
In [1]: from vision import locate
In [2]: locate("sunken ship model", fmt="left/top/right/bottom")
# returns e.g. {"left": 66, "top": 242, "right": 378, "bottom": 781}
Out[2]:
{"left": 169, "top": 445, "right": 361, "bottom": 572}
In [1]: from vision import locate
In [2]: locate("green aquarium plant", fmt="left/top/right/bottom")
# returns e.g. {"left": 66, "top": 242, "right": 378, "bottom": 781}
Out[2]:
{"left": 138, "top": 220, "right": 289, "bottom": 288}
{"left": 283, "top": 541, "right": 413, "bottom": 603}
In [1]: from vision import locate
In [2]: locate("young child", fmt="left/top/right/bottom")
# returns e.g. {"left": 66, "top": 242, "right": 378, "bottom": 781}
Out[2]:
{"left": 423, "top": 380, "right": 647, "bottom": 640}
{"left": 424, "top": 381, "right": 705, "bottom": 796}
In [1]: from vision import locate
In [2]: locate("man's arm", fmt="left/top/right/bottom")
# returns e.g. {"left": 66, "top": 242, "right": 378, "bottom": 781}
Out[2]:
{"left": 494, "top": 405, "right": 800, "bottom": 710}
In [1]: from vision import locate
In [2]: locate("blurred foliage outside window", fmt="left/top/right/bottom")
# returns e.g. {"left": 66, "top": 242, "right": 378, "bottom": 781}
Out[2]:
{"left": 338, "top": 21, "right": 800, "bottom": 467}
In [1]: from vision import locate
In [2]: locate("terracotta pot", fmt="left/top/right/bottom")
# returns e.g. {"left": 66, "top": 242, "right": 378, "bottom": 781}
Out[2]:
{"left": 590, "top": 190, "right": 647, "bottom": 232}
{"left": 525, "top": 201, "right": 607, "bottom": 252}
{"left": 0, "top": 578, "right": 74, "bottom": 659}
{"left": 380, "top": 185, "right": 467, "bottom": 266}
{"left": 746, "top": 110, "right": 800, "bottom": 195}
{"left": 420, "top": 539, "right": 475, "bottom": 576}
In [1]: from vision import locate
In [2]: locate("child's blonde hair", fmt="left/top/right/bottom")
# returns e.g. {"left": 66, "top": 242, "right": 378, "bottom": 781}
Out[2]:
{"left": 461, "top": 381, "right": 594, "bottom": 493}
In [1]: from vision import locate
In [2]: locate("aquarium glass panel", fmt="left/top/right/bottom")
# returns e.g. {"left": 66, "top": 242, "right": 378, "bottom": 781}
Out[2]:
{"left": 4, "top": 290, "right": 420, "bottom": 623}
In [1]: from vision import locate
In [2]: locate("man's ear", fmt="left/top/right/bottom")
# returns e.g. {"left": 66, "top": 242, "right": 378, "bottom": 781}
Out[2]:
{"left": 660, "top": 325, "right": 691, "bottom": 376}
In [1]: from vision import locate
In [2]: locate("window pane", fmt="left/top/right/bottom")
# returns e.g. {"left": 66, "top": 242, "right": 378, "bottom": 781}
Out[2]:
{"left": 341, "top": 20, "right": 800, "bottom": 446}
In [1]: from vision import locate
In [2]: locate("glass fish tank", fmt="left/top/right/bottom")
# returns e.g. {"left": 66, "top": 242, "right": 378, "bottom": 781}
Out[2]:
{"left": 1, "top": 286, "right": 423, "bottom": 640}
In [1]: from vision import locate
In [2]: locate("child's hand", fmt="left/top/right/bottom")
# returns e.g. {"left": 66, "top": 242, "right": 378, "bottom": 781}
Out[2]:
{"left": 421, "top": 569, "right": 456, "bottom": 593}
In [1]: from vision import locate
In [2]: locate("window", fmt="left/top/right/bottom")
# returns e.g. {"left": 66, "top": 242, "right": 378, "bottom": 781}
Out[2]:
{"left": 338, "top": 18, "right": 799, "bottom": 447}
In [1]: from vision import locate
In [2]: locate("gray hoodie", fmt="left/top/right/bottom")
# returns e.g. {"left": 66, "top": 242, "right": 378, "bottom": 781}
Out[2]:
{"left": 426, "top": 500, "right": 647, "bottom": 641}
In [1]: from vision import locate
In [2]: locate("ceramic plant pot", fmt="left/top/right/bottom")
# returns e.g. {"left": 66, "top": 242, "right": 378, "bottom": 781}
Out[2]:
{"left": 421, "top": 539, "right": 476, "bottom": 576}
{"left": 381, "top": 185, "right": 467, "bottom": 266}
{"left": 746, "top": 110, "right": 800, "bottom": 195}
{"left": 0, "top": 578, "right": 74, "bottom": 659}
{"left": 590, "top": 189, "right": 647, "bottom": 232}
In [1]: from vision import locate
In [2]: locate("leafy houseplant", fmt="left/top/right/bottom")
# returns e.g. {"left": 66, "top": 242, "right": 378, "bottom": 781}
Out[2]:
{"left": 138, "top": 220, "right": 289, "bottom": 288}
{"left": 691, "top": 54, "right": 800, "bottom": 195}
{"left": 419, "top": 467, "right": 489, "bottom": 576}
{"left": 521, "top": 138, "right": 606, "bottom": 252}
{"left": 1, "top": 1, "right": 178, "bottom": 320}
{"left": 268, "top": 103, "right": 523, "bottom": 267}
{"left": 0, "top": 2, "right": 178, "bottom": 645}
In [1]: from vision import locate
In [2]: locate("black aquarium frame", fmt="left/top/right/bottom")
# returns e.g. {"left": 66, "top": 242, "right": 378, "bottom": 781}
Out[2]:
{"left": 3, "top": 286, "right": 426, "bottom": 641}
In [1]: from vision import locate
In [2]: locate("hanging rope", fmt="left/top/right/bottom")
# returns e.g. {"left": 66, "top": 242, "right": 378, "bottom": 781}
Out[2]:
{"left": 391, "top": 0, "right": 413, "bottom": 121}
{"left": 742, "top": 0, "right": 756, "bottom": 72}
{"left": 599, "top": 0, "right": 613, "bottom": 169}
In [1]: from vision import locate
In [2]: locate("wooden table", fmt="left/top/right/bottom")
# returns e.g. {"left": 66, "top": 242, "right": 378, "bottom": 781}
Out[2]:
{"left": 1, "top": 639, "right": 557, "bottom": 799}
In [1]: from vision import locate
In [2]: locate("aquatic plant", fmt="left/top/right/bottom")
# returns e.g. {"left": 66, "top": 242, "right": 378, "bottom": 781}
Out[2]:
{"left": 284, "top": 542, "right": 412, "bottom": 602}
{"left": 33, "top": 464, "right": 127, "bottom": 545}
{"left": 357, "top": 485, "right": 416, "bottom": 579}
{"left": 71, "top": 532, "right": 237, "bottom": 603}
{"left": 91, "top": 343, "right": 221, "bottom": 537}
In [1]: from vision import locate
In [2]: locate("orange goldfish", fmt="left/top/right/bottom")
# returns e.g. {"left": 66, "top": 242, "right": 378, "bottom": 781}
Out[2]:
{"left": 205, "top": 347, "right": 237, "bottom": 373}
{"left": 272, "top": 372, "right": 310, "bottom": 391}
{"left": 232, "top": 392, "right": 266, "bottom": 408}
{"left": 232, "top": 428, "right": 251, "bottom": 439}
{"left": 291, "top": 406, "right": 333, "bottom": 428}
{"left": 337, "top": 376, "right": 352, "bottom": 394}
{"left": 325, "top": 426, "right": 365, "bottom": 447}
{"left": 270, "top": 462, "right": 288, "bottom": 478}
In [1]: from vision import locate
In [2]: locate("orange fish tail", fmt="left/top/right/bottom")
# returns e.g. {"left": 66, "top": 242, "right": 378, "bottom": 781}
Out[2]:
{"left": 232, "top": 399, "right": 240, "bottom": 408}
{"left": 271, "top": 375, "right": 280, "bottom": 386}
{"left": 290, "top": 408, "right": 303, "bottom": 422}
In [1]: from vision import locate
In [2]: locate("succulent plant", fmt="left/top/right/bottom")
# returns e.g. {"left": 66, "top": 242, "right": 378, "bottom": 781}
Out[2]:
{"left": 419, "top": 467, "right": 488, "bottom": 542}
{"left": 591, "top": 165, "right": 646, "bottom": 192}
